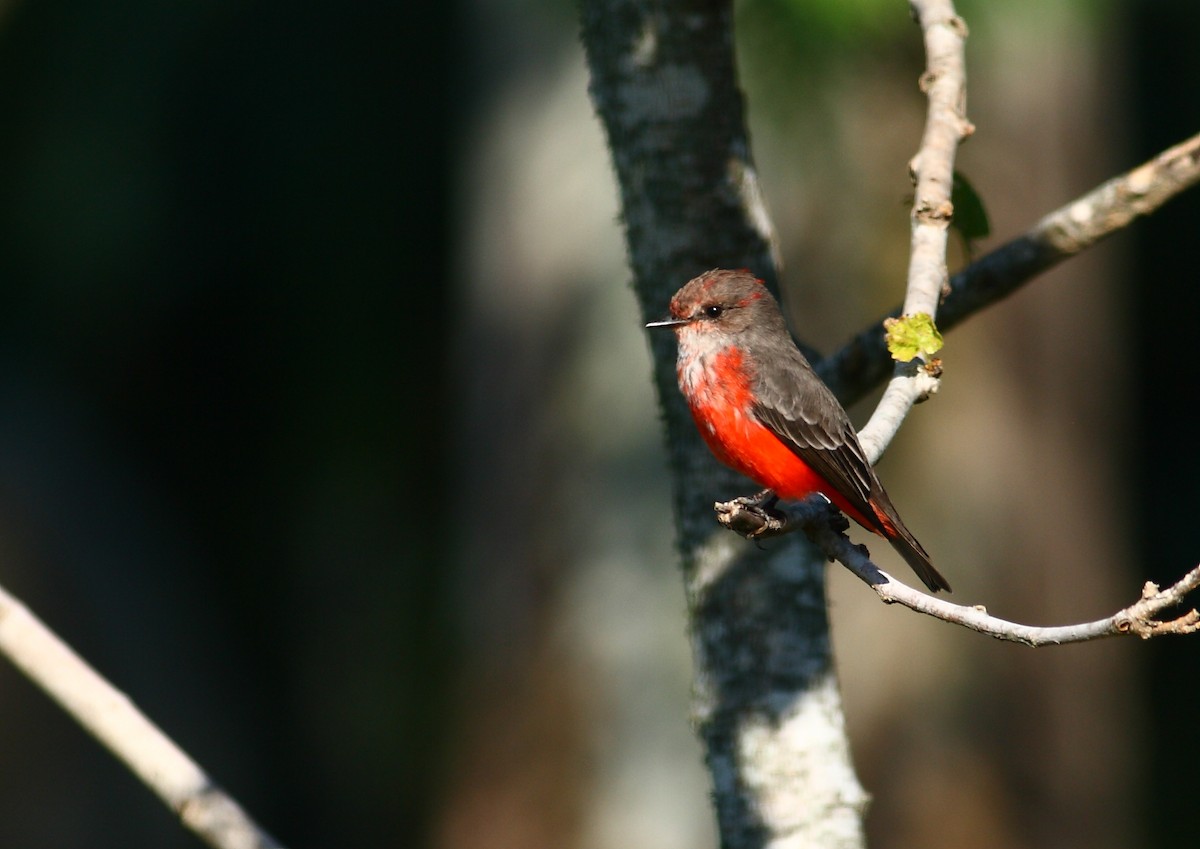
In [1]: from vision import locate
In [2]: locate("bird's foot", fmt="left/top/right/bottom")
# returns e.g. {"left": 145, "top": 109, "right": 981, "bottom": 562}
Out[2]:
{"left": 717, "top": 490, "right": 788, "bottom": 539}
{"left": 735, "top": 488, "right": 779, "bottom": 510}
{"left": 715, "top": 492, "right": 849, "bottom": 542}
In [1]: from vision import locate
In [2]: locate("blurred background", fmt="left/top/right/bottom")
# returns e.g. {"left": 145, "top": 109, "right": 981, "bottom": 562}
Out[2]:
{"left": 0, "top": 0, "right": 1195, "bottom": 847}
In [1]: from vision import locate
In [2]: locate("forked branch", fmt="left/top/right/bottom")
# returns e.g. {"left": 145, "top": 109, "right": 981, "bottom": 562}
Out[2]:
{"left": 821, "top": 129, "right": 1200, "bottom": 406}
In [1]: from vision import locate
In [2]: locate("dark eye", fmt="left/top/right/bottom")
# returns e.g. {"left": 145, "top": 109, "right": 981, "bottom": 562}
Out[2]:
{"left": 703, "top": 304, "right": 724, "bottom": 318}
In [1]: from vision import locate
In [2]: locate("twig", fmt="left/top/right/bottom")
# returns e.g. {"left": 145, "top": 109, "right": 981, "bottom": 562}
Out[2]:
{"left": 0, "top": 582, "right": 284, "bottom": 849}
{"left": 858, "top": 0, "right": 971, "bottom": 460}
{"left": 717, "top": 496, "right": 1200, "bottom": 646}
{"left": 820, "top": 130, "right": 1200, "bottom": 407}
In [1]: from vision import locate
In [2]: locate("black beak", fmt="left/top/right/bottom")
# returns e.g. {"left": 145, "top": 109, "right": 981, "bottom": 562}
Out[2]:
{"left": 645, "top": 317, "right": 689, "bottom": 329}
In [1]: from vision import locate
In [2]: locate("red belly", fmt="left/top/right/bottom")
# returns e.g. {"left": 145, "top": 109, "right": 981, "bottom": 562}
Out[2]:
{"left": 683, "top": 348, "right": 875, "bottom": 530}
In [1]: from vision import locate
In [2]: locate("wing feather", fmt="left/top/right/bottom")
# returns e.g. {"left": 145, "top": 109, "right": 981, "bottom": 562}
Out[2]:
{"left": 748, "top": 346, "right": 881, "bottom": 530}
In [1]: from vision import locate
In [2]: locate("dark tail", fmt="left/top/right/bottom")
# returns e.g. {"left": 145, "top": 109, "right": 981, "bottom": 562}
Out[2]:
{"left": 886, "top": 524, "right": 951, "bottom": 593}
{"left": 868, "top": 490, "right": 951, "bottom": 593}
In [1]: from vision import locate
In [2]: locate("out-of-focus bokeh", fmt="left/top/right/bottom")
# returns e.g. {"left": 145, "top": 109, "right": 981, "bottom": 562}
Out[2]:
{"left": 0, "top": 0, "right": 1196, "bottom": 847}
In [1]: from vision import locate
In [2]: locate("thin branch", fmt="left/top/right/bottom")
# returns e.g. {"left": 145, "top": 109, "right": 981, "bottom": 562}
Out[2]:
{"left": 821, "top": 129, "right": 1200, "bottom": 406}
{"left": 901, "top": 2, "right": 972, "bottom": 318}
{"left": 716, "top": 496, "right": 1200, "bottom": 646}
{"left": 858, "top": 0, "right": 971, "bottom": 460}
{"left": 0, "top": 582, "right": 284, "bottom": 849}
{"left": 856, "top": 359, "right": 942, "bottom": 465}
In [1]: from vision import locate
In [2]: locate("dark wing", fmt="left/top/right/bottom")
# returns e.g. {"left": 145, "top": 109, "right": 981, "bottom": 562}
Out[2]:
{"left": 750, "top": 345, "right": 952, "bottom": 592}
{"left": 749, "top": 346, "right": 881, "bottom": 529}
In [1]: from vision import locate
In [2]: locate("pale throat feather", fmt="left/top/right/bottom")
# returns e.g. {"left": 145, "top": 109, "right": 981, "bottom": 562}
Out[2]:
{"left": 675, "top": 327, "right": 755, "bottom": 438}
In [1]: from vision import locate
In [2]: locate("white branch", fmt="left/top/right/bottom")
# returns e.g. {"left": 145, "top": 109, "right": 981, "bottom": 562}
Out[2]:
{"left": 856, "top": 364, "right": 941, "bottom": 464}
{"left": 802, "top": 512, "right": 1200, "bottom": 644}
{"left": 0, "top": 582, "right": 284, "bottom": 849}
{"left": 859, "top": 0, "right": 970, "bottom": 458}
{"left": 717, "top": 496, "right": 1200, "bottom": 646}
{"left": 902, "top": 2, "right": 972, "bottom": 317}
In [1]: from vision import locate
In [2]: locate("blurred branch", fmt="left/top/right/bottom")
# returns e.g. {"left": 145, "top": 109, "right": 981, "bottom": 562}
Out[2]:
{"left": 859, "top": 0, "right": 970, "bottom": 461}
{"left": 0, "top": 583, "right": 284, "bottom": 849}
{"left": 821, "top": 129, "right": 1200, "bottom": 405}
{"left": 718, "top": 497, "right": 1200, "bottom": 645}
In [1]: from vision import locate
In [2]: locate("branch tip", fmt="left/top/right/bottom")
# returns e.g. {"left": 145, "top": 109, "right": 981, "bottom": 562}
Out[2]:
{"left": 711, "top": 496, "right": 1200, "bottom": 647}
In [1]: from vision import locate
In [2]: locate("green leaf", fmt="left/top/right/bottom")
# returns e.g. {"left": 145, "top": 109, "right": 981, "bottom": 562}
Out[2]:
{"left": 951, "top": 170, "right": 991, "bottom": 251}
{"left": 884, "top": 313, "right": 944, "bottom": 362}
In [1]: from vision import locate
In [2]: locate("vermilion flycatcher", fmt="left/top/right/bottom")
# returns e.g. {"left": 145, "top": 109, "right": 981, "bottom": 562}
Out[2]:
{"left": 647, "top": 268, "right": 951, "bottom": 593}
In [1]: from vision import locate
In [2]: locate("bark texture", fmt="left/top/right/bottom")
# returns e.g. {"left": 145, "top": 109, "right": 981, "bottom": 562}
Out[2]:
{"left": 581, "top": 2, "right": 868, "bottom": 846}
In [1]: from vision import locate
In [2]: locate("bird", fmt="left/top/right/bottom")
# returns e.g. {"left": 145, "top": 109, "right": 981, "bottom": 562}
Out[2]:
{"left": 647, "top": 268, "right": 950, "bottom": 592}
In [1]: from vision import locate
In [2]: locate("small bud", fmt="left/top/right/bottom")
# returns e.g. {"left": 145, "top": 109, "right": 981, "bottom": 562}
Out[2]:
{"left": 884, "top": 313, "right": 944, "bottom": 363}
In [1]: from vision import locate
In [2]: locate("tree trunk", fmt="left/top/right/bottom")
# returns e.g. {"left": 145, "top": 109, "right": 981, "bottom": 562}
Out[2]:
{"left": 581, "top": 2, "right": 868, "bottom": 847}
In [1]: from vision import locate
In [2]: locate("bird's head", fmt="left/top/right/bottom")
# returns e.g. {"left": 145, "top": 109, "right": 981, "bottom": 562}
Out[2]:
{"left": 646, "top": 269, "right": 778, "bottom": 337}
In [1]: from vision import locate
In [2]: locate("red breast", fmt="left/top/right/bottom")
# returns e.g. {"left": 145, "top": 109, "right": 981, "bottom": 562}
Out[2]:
{"left": 678, "top": 343, "right": 873, "bottom": 528}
